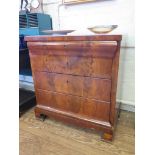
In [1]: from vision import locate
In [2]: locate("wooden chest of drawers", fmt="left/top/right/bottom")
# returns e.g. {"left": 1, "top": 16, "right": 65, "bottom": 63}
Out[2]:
{"left": 25, "top": 35, "right": 122, "bottom": 141}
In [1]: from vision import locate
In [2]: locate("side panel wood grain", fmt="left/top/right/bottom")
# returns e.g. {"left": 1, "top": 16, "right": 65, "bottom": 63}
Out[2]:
{"left": 110, "top": 41, "right": 121, "bottom": 126}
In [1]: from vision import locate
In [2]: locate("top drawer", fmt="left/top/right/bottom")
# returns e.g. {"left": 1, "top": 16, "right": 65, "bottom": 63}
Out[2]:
{"left": 29, "top": 41, "right": 116, "bottom": 79}
{"left": 28, "top": 41, "right": 117, "bottom": 56}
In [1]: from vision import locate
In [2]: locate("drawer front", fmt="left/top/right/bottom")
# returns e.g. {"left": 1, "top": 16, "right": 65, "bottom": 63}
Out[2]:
{"left": 36, "top": 90, "right": 110, "bottom": 122}
{"left": 30, "top": 54, "right": 48, "bottom": 72}
{"left": 28, "top": 41, "right": 117, "bottom": 57}
{"left": 30, "top": 54, "right": 112, "bottom": 79}
{"left": 34, "top": 72, "right": 111, "bottom": 102}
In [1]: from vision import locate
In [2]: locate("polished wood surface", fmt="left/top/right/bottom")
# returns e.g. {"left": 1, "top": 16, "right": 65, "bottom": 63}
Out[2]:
{"left": 25, "top": 34, "right": 122, "bottom": 41}
{"left": 25, "top": 34, "right": 122, "bottom": 141}
{"left": 36, "top": 90, "right": 110, "bottom": 121}
{"left": 30, "top": 55, "right": 113, "bottom": 79}
{"left": 20, "top": 108, "right": 135, "bottom": 155}
{"left": 34, "top": 72, "right": 111, "bottom": 101}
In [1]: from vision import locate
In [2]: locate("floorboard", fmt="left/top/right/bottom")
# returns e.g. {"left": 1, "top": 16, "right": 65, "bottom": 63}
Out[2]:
{"left": 20, "top": 108, "right": 135, "bottom": 155}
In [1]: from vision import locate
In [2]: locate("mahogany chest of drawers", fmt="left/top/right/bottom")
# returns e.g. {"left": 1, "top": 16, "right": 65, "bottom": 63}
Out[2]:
{"left": 25, "top": 35, "right": 122, "bottom": 141}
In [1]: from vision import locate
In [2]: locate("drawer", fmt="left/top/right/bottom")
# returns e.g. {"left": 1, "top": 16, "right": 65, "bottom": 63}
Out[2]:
{"left": 34, "top": 72, "right": 111, "bottom": 102}
{"left": 36, "top": 90, "right": 110, "bottom": 122}
{"left": 30, "top": 54, "right": 112, "bottom": 79}
{"left": 28, "top": 41, "right": 117, "bottom": 56}
{"left": 30, "top": 54, "right": 48, "bottom": 72}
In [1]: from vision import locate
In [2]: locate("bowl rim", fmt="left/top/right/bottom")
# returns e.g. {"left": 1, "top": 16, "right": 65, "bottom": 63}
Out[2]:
{"left": 87, "top": 25, "right": 118, "bottom": 29}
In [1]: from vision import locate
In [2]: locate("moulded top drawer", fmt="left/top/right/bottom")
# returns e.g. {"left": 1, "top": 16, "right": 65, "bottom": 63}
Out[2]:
{"left": 28, "top": 41, "right": 117, "bottom": 58}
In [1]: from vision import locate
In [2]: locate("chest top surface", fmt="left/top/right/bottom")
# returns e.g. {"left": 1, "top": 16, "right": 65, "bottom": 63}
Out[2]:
{"left": 25, "top": 34, "right": 122, "bottom": 42}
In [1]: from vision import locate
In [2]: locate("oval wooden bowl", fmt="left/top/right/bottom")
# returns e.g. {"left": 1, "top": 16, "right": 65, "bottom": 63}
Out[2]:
{"left": 88, "top": 25, "right": 118, "bottom": 34}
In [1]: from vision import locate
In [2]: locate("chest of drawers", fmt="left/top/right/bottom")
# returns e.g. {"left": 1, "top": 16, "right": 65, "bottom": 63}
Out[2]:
{"left": 25, "top": 35, "right": 122, "bottom": 141}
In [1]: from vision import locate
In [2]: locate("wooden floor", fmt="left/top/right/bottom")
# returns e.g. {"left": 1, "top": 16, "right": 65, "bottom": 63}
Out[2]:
{"left": 20, "top": 108, "right": 135, "bottom": 155}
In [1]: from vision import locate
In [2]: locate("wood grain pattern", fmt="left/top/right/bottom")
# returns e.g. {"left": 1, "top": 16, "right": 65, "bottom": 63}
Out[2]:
{"left": 34, "top": 72, "right": 111, "bottom": 101}
{"left": 36, "top": 90, "right": 110, "bottom": 122}
{"left": 20, "top": 108, "right": 135, "bottom": 155}
{"left": 25, "top": 35, "right": 122, "bottom": 42}
{"left": 25, "top": 35, "right": 122, "bottom": 141}
{"left": 30, "top": 54, "right": 113, "bottom": 79}
{"left": 110, "top": 41, "right": 121, "bottom": 126}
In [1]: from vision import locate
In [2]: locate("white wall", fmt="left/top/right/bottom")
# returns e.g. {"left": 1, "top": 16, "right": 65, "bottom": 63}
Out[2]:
{"left": 42, "top": 0, "right": 135, "bottom": 106}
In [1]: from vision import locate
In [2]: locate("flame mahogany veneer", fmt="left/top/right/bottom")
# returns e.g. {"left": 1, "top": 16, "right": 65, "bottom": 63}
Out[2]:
{"left": 25, "top": 35, "right": 122, "bottom": 141}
